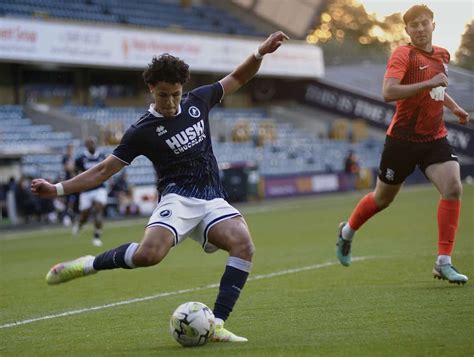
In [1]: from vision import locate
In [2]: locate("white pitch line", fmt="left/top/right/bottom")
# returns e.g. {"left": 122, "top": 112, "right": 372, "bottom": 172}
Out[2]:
{"left": 0, "top": 256, "right": 370, "bottom": 330}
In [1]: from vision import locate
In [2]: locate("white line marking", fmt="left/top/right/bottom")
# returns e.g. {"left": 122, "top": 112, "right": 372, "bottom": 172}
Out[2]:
{"left": 0, "top": 257, "right": 370, "bottom": 329}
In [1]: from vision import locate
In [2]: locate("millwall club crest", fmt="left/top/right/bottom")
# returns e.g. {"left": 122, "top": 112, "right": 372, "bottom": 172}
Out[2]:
{"left": 159, "top": 209, "right": 172, "bottom": 218}
{"left": 156, "top": 125, "right": 167, "bottom": 136}
{"left": 188, "top": 106, "right": 201, "bottom": 118}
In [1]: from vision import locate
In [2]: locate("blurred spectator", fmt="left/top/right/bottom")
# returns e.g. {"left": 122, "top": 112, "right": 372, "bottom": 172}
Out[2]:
{"left": 0, "top": 181, "right": 9, "bottom": 220}
{"left": 14, "top": 176, "right": 55, "bottom": 223}
{"left": 4, "top": 177, "right": 18, "bottom": 223}
{"left": 344, "top": 150, "right": 360, "bottom": 175}
{"left": 15, "top": 176, "right": 40, "bottom": 221}
{"left": 344, "top": 150, "right": 361, "bottom": 190}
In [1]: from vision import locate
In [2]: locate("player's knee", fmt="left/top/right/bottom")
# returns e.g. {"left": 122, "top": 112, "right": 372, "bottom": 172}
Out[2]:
{"left": 230, "top": 237, "right": 255, "bottom": 261}
{"left": 443, "top": 181, "right": 462, "bottom": 200}
{"left": 241, "top": 239, "right": 255, "bottom": 260}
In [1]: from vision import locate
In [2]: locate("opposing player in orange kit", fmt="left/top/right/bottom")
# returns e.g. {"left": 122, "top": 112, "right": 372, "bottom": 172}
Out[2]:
{"left": 336, "top": 5, "right": 469, "bottom": 284}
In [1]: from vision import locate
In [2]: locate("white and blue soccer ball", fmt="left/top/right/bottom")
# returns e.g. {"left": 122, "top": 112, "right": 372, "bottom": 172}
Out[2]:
{"left": 169, "top": 301, "right": 216, "bottom": 347}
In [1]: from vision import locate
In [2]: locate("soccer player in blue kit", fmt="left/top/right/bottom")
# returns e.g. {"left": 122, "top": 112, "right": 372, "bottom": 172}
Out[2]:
{"left": 31, "top": 31, "right": 289, "bottom": 342}
{"left": 73, "top": 137, "right": 107, "bottom": 247}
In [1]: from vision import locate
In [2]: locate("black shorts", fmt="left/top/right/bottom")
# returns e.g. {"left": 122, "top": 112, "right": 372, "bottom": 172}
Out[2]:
{"left": 378, "top": 136, "right": 458, "bottom": 185}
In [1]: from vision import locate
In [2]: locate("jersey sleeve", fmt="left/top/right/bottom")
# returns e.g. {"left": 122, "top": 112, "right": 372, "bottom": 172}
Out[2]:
{"left": 384, "top": 47, "right": 409, "bottom": 80}
{"left": 111, "top": 126, "right": 141, "bottom": 165}
{"left": 437, "top": 46, "right": 451, "bottom": 70}
{"left": 190, "top": 82, "right": 224, "bottom": 109}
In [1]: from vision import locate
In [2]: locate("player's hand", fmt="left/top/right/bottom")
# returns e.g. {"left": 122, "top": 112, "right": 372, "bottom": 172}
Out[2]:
{"left": 427, "top": 73, "right": 448, "bottom": 88}
{"left": 31, "top": 178, "right": 57, "bottom": 198}
{"left": 453, "top": 106, "right": 470, "bottom": 125}
{"left": 258, "top": 31, "right": 290, "bottom": 56}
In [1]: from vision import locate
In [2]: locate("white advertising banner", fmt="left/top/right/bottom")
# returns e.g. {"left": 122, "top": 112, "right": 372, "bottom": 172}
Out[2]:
{"left": 311, "top": 174, "right": 339, "bottom": 192}
{"left": 0, "top": 18, "right": 324, "bottom": 78}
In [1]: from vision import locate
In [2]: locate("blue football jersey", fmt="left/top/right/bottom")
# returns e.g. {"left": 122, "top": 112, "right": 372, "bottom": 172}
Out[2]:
{"left": 76, "top": 150, "right": 106, "bottom": 190}
{"left": 112, "top": 82, "right": 226, "bottom": 200}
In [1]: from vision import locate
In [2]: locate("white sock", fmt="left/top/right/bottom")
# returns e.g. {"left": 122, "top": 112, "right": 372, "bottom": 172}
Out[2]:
{"left": 215, "top": 318, "right": 224, "bottom": 326}
{"left": 436, "top": 255, "right": 451, "bottom": 265}
{"left": 227, "top": 256, "right": 252, "bottom": 273}
{"left": 342, "top": 223, "right": 355, "bottom": 241}
{"left": 124, "top": 242, "right": 139, "bottom": 268}
{"left": 83, "top": 256, "right": 96, "bottom": 274}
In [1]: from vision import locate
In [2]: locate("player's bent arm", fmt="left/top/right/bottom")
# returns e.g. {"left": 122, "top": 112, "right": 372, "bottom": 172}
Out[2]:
{"left": 62, "top": 155, "right": 125, "bottom": 194}
{"left": 444, "top": 93, "right": 460, "bottom": 112}
{"left": 383, "top": 77, "right": 431, "bottom": 102}
{"left": 31, "top": 155, "right": 126, "bottom": 198}
{"left": 219, "top": 31, "right": 289, "bottom": 96}
{"left": 219, "top": 57, "right": 261, "bottom": 96}
{"left": 444, "top": 93, "right": 470, "bottom": 125}
{"left": 383, "top": 73, "right": 448, "bottom": 102}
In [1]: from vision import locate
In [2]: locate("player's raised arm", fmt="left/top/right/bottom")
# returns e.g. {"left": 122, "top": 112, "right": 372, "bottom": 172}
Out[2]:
{"left": 31, "top": 155, "right": 126, "bottom": 199}
{"left": 219, "top": 31, "right": 289, "bottom": 96}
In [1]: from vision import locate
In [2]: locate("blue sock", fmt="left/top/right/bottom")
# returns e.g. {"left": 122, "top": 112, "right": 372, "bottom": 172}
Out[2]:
{"left": 213, "top": 256, "right": 251, "bottom": 322}
{"left": 93, "top": 242, "right": 138, "bottom": 270}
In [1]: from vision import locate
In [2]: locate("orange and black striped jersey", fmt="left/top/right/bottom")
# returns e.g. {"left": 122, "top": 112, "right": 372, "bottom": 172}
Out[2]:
{"left": 384, "top": 44, "right": 450, "bottom": 142}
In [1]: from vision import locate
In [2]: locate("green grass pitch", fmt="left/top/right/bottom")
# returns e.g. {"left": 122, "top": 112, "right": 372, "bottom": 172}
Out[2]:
{"left": 1, "top": 185, "right": 473, "bottom": 356}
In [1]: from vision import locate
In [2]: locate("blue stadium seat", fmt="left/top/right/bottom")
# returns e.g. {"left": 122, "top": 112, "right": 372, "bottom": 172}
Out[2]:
{"left": 0, "top": 0, "right": 262, "bottom": 36}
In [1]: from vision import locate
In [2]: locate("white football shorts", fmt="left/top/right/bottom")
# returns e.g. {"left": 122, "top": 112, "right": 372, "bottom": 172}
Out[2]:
{"left": 79, "top": 187, "right": 108, "bottom": 211}
{"left": 146, "top": 193, "right": 241, "bottom": 252}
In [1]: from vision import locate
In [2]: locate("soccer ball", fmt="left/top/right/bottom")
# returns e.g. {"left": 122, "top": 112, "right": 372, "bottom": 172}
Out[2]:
{"left": 169, "top": 301, "right": 216, "bottom": 347}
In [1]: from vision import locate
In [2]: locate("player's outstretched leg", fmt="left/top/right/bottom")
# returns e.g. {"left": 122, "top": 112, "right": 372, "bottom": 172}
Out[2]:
{"left": 336, "top": 191, "right": 383, "bottom": 267}
{"left": 336, "top": 221, "right": 353, "bottom": 266}
{"left": 45, "top": 242, "right": 140, "bottom": 285}
{"left": 210, "top": 257, "right": 250, "bottom": 342}
{"left": 433, "top": 262, "right": 468, "bottom": 285}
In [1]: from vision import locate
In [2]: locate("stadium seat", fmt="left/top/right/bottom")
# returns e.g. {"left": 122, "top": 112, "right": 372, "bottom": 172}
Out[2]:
{"left": 0, "top": 0, "right": 262, "bottom": 37}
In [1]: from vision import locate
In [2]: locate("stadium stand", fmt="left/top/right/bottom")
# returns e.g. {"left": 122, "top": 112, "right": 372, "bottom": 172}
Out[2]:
{"left": 1, "top": 103, "right": 382, "bottom": 187}
{"left": 56, "top": 106, "right": 384, "bottom": 180}
{"left": 0, "top": 0, "right": 264, "bottom": 37}
{"left": 0, "top": 105, "right": 75, "bottom": 155}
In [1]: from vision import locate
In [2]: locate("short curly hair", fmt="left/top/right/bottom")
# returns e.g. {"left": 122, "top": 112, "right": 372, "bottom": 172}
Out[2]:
{"left": 403, "top": 5, "right": 433, "bottom": 25}
{"left": 142, "top": 54, "right": 190, "bottom": 86}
